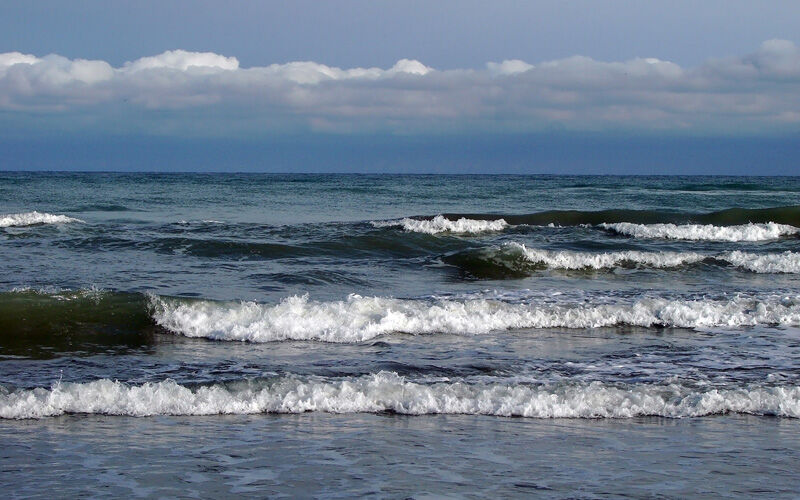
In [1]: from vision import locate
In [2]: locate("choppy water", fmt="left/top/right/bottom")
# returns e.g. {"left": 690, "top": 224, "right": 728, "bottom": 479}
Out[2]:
{"left": 2, "top": 173, "right": 800, "bottom": 497}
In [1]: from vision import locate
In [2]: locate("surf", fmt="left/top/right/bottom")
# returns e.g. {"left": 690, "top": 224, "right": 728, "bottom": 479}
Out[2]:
{"left": 444, "top": 244, "right": 800, "bottom": 278}
{"left": 3, "top": 372, "right": 798, "bottom": 419}
{"left": 0, "top": 211, "right": 83, "bottom": 227}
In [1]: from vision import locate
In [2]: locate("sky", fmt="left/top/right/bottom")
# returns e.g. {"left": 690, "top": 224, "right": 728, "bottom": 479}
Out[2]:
{"left": 1, "top": 1, "right": 800, "bottom": 173}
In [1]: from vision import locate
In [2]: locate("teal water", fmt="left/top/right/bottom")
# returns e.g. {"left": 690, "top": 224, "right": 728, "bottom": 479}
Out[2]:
{"left": 1, "top": 174, "right": 800, "bottom": 497}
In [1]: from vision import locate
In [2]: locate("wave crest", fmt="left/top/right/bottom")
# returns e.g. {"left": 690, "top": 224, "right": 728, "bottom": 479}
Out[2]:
{"left": 446, "top": 244, "right": 800, "bottom": 277}
{"left": 599, "top": 222, "right": 798, "bottom": 241}
{"left": 148, "top": 293, "right": 800, "bottom": 343}
{"left": 3, "top": 373, "right": 798, "bottom": 419}
{"left": 0, "top": 211, "right": 83, "bottom": 228}
{"left": 511, "top": 243, "right": 706, "bottom": 270}
{"left": 373, "top": 215, "right": 508, "bottom": 234}
{"left": 436, "top": 205, "right": 800, "bottom": 227}
{"left": 720, "top": 251, "right": 800, "bottom": 274}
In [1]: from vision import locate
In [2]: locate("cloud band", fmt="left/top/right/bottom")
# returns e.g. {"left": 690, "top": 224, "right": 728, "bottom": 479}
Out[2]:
{"left": 1, "top": 41, "right": 799, "bottom": 135}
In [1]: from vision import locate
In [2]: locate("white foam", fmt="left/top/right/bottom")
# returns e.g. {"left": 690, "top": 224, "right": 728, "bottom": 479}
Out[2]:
{"left": 148, "top": 293, "right": 800, "bottom": 343}
{"left": 509, "top": 243, "right": 706, "bottom": 269}
{"left": 2, "top": 373, "right": 798, "bottom": 419}
{"left": 373, "top": 215, "right": 508, "bottom": 234}
{"left": 720, "top": 251, "right": 800, "bottom": 274}
{"left": 0, "top": 211, "right": 83, "bottom": 228}
{"left": 507, "top": 244, "right": 800, "bottom": 273}
{"left": 599, "top": 222, "right": 798, "bottom": 241}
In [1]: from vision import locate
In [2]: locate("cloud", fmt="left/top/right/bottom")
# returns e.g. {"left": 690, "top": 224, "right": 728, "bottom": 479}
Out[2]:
{"left": 486, "top": 60, "right": 534, "bottom": 76}
{"left": 389, "top": 59, "right": 432, "bottom": 76}
{"left": 122, "top": 49, "right": 240, "bottom": 72}
{"left": 1, "top": 41, "right": 799, "bottom": 135}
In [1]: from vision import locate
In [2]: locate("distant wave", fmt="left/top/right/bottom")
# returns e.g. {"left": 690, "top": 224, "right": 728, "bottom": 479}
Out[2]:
{"left": 149, "top": 292, "right": 800, "bottom": 343}
{"left": 68, "top": 204, "right": 130, "bottom": 212}
{"left": 445, "top": 244, "right": 800, "bottom": 278}
{"left": 372, "top": 215, "right": 508, "bottom": 234}
{"left": 0, "top": 211, "right": 83, "bottom": 228}
{"left": 431, "top": 205, "right": 800, "bottom": 227}
{"left": 599, "top": 222, "right": 798, "bottom": 241}
{"left": 2, "top": 373, "right": 798, "bottom": 419}
{"left": 58, "top": 231, "right": 470, "bottom": 261}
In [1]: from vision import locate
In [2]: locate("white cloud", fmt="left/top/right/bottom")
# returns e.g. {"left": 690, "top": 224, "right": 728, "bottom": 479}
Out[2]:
{"left": 0, "top": 54, "right": 114, "bottom": 85}
{"left": 0, "top": 52, "right": 39, "bottom": 68}
{"left": 487, "top": 59, "right": 534, "bottom": 76}
{"left": 0, "top": 41, "right": 799, "bottom": 134}
{"left": 389, "top": 59, "right": 432, "bottom": 76}
{"left": 123, "top": 49, "right": 240, "bottom": 72}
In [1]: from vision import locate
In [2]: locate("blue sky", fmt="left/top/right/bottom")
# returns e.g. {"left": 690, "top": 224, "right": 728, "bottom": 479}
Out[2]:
{"left": 1, "top": 1, "right": 800, "bottom": 173}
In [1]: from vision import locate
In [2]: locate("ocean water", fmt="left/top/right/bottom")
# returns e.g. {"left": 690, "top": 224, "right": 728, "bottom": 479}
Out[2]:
{"left": 1, "top": 173, "right": 800, "bottom": 498}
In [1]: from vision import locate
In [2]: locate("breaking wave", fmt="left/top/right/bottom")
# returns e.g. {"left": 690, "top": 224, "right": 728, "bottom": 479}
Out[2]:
{"left": 721, "top": 251, "right": 800, "bottom": 274}
{"left": 2, "top": 373, "right": 798, "bottom": 419}
{"left": 444, "top": 244, "right": 800, "bottom": 278}
{"left": 0, "top": 211, "right": 83, "bottom": 227}
{"left": 433, "top": 205, "right": 800, "bottom": 227}
{"left": 371, "top": 206, "right": 800, "bottom": 238}
{"left": 5, "top": 289, "right": 800, "bottom": 347}
{"left": 598, "top": 222, "right": 799, "bottom": 241}
{"left": 149, "top": 292, "right": 800, "bottom": 343}
{"left": 372, "top": 215, "right": 508, "bottom": 234}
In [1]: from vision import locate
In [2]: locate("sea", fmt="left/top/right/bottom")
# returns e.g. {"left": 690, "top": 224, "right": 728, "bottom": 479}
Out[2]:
{"left": 1, "top": 173, "right": 800, "bottom": 498}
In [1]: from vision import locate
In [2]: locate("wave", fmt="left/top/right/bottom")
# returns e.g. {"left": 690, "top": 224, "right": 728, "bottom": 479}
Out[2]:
{"left": 433, "top": 205, "right": 800, "bottom": 227}
{"left": 721, "top": 250, "right": 800, "bottom": 273}
{"left": 598, "top": 222, "right": 799, "bottom": 241}
{"left": 0, "top": 211, "right": 83, "bottom": 228}
{"left": 669, "top": 181, "right": 779, "bottom": 192}
{"left": 444, "top": 244, "right": 704, "bottom": 278}
{"left": 69, "top": 204, "right": 130, "bottom": 212}
{"left": 507, "top": 244, "right": 710, "bottom": 269}
{"left": 372, "top": 215, "right": 508, "bottom": 234}
{"left": 444, "top": 244, "right": 800, "bottom": 278}
{"left": 149, "top": 292, "right": 800, "bottom": 343}
{"left": 2, "top": 372, "right": 798, "bottom": 419}
{"left": 62, "top": 230, "right": 470, "bottom": 260}
{"left": 0, "top": 289, "right": 154, "bottom": 358}
{"left": 5, "top": 289, "right": 799, "bottom": 348}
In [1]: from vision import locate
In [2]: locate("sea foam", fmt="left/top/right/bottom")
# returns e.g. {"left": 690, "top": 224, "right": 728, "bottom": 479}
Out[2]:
{"left": 0, "top": 211, "right": 83, "bottom": 228}
{"left": 373, "top": 215, "right": 508, "bottom": 234}
{"left": 507, "top": 243, "right": 800, "bottom": 273}
{"left": 148, "top": 293, "right": 800, "bottom": 343}
{"left": 720, "top": 251, "right": 800, "bottom": 274}
{"left": 2, "top": 373, "right": 798, "bottom": 419}
{"left": 509, "top": 243, "right": 706, "bottom": 269}
{"left": 599, "top": 222, "right": 798, "bottom": 241}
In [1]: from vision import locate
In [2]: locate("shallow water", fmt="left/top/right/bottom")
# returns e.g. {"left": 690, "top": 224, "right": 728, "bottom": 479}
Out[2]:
{"left": 3, "top": 414, "right": 799, "bottom": 498}
{"left": 1, "top": 174, "right": 799, "bottom": 496}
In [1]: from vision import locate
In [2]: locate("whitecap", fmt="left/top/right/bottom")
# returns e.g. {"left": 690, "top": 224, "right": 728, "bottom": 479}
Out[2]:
{"left": 508, "top": 243, "right": 706, "bottom": 269}
{"left": 148, "top": 292, "right": 800, "bottom": 343}
{"left": 372, "top": 215, "right": 508, "bottom": 234}
{"left": 720, "top": 251, "right": 800, "bottom": 274}
{"left": 599, "top": 222, "right": 798, "bottom": 241}
{"left": 3, "top": 373, "right": 798, "bottom": 419}
{"left": 507, "top": 244, "right": 800, "bottom": 273}
{"left": 0, "top": 211, "right": 83, "bottom": 228}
